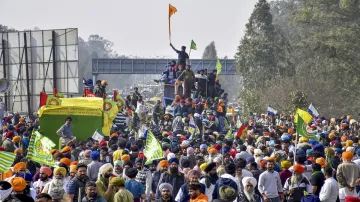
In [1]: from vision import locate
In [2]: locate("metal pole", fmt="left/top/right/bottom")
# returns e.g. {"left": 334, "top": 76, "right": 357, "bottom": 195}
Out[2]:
{"left": 23, "top": 33, "right": 31, "bottom": 116}
{"left": 1, "top": 40, "right": 7, "bottom": 111}
{"left": 52, "top": 31, "right": 57, "bottom": 89}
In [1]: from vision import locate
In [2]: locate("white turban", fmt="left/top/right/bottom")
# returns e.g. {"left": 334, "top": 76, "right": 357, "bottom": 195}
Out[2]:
{"left": 167, "top": 153, "right": 175, "bottom": 160}
{"left": 99, "top": 163, "right": 114, "bottom": 176}
{"left": 346, "top": 146, "right": 355, "bottom": 154}
{"left": 213, "top": 157, "right": 222, "bottom": 163}
{"left": 159, "top": 183, "right": 173, "bottom": 194}
{"left": 254, "top": 149, "right": 262, "bottom": 156}
{"left": 242, "top": 177, "right": 257, "bottom": 187}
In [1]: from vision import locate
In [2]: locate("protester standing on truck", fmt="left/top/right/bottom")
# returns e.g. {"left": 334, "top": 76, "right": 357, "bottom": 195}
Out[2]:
{"left": 170, "top": 43, "right": 189, "bottom": 70}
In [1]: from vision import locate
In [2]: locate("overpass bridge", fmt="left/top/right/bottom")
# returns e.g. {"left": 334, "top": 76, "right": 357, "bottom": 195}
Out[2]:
{"left": 92, "top": 58, "right": 236, "bottom": 77}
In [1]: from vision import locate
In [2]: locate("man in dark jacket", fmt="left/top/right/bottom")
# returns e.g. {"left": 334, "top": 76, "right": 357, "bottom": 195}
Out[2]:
{"left": 207, "top": 69, "right": 217, "bottom": 98}
{"left": 212, "top": 163, "right": 239, "bottom": 201}
{"left": 153, "top": 100, "right": 162, "bottom": 126}
{"left": 170, "top": 43, "right": 189, "bottom": 69}
{"left": 155, "top": 158, "right": 185, "bottom": 200}
{"left": 93, "top": 80, "right": 102, "bottom": 98}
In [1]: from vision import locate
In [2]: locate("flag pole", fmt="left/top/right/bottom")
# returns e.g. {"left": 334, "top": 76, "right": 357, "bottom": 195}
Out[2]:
{"left": 168, "top": 4, "right": 171, "bottom": 42}
{"left": 293, "top": 114, "right": 298, "bottom": 165}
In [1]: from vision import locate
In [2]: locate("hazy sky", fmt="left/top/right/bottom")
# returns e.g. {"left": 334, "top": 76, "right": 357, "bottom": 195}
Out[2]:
{"left": 0, "top": 0, "right": 258, "bottom": 59}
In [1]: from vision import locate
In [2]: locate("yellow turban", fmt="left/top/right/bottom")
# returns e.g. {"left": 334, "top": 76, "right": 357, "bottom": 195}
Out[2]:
{"left": 342, "top": 151, "right": 354, "bottom": 161}
{"left": 12, "top": 136, "right": 21, "bottom": 143}
{"left": 328, "top": 132, "right": 336, "bottom": 139}
{"left": 121, "top": 154, "right": 130, "bottom": 161}
{"left": 10, "top": 177, "right": 27, "bottom": 192}
{"left": 346, "top": 140, "right": 354, "bottom": 147}
{"left": 54, "top": 167, "right": 67, "bottom": 176}
{"left": 316, "top": 157, "right": 326, "bottom": 168}
{"left": 13, "top": 162, "right": 26, "bottom": 172}
{"left": 299, "top": 137, "right": 308, "bottom": 143}
{"left": 200, "top": 163, "right": 209, "bottom": 171}
{"left": 281, "top": 160, "right": 292, "bottom": 169}
{"left": 70, "top": 165, "right": 77, "bottom": 173}
{"left": 2, "top": 126, "right": 7, "bottom": 130}
{"left": 110, "top": 177, "right": 125, "bottom": 186}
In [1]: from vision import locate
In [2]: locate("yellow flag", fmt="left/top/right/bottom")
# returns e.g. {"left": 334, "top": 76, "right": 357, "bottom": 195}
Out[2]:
{"left": 169, "top": 4, "right": 177, "bottom": 17}
{"left": 294, "top": 108, "right": 312, "bottom": 124}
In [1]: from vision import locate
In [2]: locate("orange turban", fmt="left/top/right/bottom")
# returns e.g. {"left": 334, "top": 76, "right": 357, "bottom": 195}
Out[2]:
{"left": 287, "top": 128, "right": 294, "bottom": 135}
{"left": 13, "top": 162, "right": 26, "bottom": 172}
{"left": 60, "top": 158, "right": 71, "bottom": 166}
{"left": 158, "top": 160, "right": 169, "bottom": 168}
{"left": 259, "top": 159, "right": 267, "bottom": 168}
{"left": 12, "top": 136, "right": 21, "bottom": 143}
{"left": 14, "top": 148, "right": 23, "bottom": 154}
{"left": 61, "top": 146, "right": 71, "bottom": 153}
{"left": 10, "top": 177, "right": 27, "bottom": 192}
{"left": 316, "top": 157, "right": 326, "bottom": 168}
{"left": 342, "top": 151, "right": 354, "bottom": 161}
{"left": 293, "top": 164, "right": 305, "bottom": 174}
{"left": 121, "top": 154, "right": 130, "bottom": 161}
{"left": 266, "top": 157, "right": 276, "bottom": 162}
{"left": 70, "top": 161, "right": 79, "bottom": 166}
{"left": 70, "top": 165, "right": 77, "bottom": 173}
{"left": 209, "top": 148, "right": 218, "bottom": 154}
{"left": 111, "top": 132, "right": 119, "bottom": 138}
{"left": 50, "top": 149, "right": 58, "bottom": 155}
{"left": 19, "top": 117, "right": 23, "bottom": 123}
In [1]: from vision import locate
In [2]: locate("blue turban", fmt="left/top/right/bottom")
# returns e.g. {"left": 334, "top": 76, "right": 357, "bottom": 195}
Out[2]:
{"left": 246, "top": 156, "right": 255, "bottom": 164}
{"left": 281, "top": 134, "right": 290, "bottom": 141}
{"left": 306, "top": 149, "right": 314, "bottom": 156}
{"left": 19, "top": 173, "right": 33, "bottom": 182}
{"left": 335, "top": 148, "right": 343, "bottom": 154}
{"left": 296, "top": 149, "right": 305, "bottom": 156}
{"left": 200, "top": 144, "right": 208, "bottom": 149}
{"left": 168, "top": 158, "right": 179, "bottom": 165}
{"left": 322, "top": 131, "right": 329, "bottom": 135}
{"left": 90, "top": 151, "right": 100, "bottom": 160}
{"left": 309, "top": 140, "right": 318, "bottom": 146}
{"left": 313, "top": 144, "right": 324, "bottom": 157}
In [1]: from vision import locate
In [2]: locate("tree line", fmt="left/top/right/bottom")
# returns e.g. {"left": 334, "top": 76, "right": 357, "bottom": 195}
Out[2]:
{"left": 235, "top": 0, "right": 360, "bottom": 118}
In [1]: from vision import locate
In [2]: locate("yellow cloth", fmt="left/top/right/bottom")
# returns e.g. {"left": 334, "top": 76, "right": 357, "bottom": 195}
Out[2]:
{"left": 112, "top": 149, "right": 123, "bottom": 163}
{"left": 54, "top": 167, "right": 67, "bottom": 176}
{"left": 114, "top": 189, "right": 134, "bottom": 202}
{"left": 200, "top": 163, "right": 208, "bottom": 171}
{"left": 61, "top": 146, "right": 71, "bottom": 153}
{"left": 190, "top": 193, "right": 208, "bottom": 202}
{"left": 316, "top": 157, "right": 326, "bottom": 168}
{"left": 281, "top": 160, "right": 292, "bottom": 169}
{"left": 121, "top": 154, "right": 130, "bottom": 161}
{"left": 346, "top": 140, "right": 354, "bottom": 147}
{"left": 294, "top": 109, "right": 312, "bottom": 124}
{"left": 12, "top": 136, "right": 21, "bottom": 143}
{"left": 70, "top": 165, "right": 77, "bottom": 173}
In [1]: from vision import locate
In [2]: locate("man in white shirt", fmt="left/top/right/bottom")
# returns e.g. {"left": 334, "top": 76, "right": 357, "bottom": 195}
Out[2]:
{"left": 319, "top": 167, "right": 339, "bottom": 202}
{"left": 33, "top": 167, "right": 52, "bottom": 194}
{"left": 258, "top": 160, "right": 283, "bottom": 202}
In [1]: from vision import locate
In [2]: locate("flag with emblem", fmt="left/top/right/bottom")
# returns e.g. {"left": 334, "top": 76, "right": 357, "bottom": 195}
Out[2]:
{"left": 144, "top": 130, "right": 164, "bottom": 164}
{"left": 27, "top": 131, "right": 57, "bottom": 167}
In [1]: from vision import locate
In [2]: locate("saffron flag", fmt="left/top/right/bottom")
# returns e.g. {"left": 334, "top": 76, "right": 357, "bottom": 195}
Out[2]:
{"left": 296, "top": 114, "right": 317, "bottom": 141}
{"left": 190, "top": 40, "right": 197, "bottom": 50}
{"left": 144, "top": 130, "right": 164, "bottom": 164}
{"left": 0, "top": 151, "right": 16, "bottom": 173}
{"left": 216, "top": 59, "right": 222, "bottom": 75}
{"left": 26, "top": 131, "right": 57, "bottom": 167}
{"left": 168, "top": 4, "right": 177, "bottom": 40}
{"left": 294, "top": 108, "right": 313, "bottom": 124}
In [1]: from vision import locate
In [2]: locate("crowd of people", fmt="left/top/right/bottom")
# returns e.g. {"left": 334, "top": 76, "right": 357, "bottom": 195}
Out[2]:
{"left": 0, "top": 45, "right": 359, "bottom": 202}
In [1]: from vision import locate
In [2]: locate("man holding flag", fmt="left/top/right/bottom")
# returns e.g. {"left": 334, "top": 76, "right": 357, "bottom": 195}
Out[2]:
{"left": 170, "top": 43, "right": 189, "bottom": 70}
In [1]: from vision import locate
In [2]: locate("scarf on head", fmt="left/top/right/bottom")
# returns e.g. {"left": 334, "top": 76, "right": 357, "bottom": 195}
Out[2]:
{"left": 0, "top": 187, "right": 13, "bottom": 201}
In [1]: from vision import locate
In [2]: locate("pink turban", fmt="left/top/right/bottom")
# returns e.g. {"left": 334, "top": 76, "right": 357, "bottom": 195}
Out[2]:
{"left": 40, "top": 167, "right": 53, "bottom": 176}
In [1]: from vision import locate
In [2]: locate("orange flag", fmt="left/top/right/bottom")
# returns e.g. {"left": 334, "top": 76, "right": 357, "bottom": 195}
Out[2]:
{"left": 168, "top": 4, "right": 177, "bottom": 41}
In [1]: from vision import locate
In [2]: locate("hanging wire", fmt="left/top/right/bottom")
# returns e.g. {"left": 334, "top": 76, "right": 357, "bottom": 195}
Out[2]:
{"left": 11, "top": 48, "right": 25, "bottom": 112}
